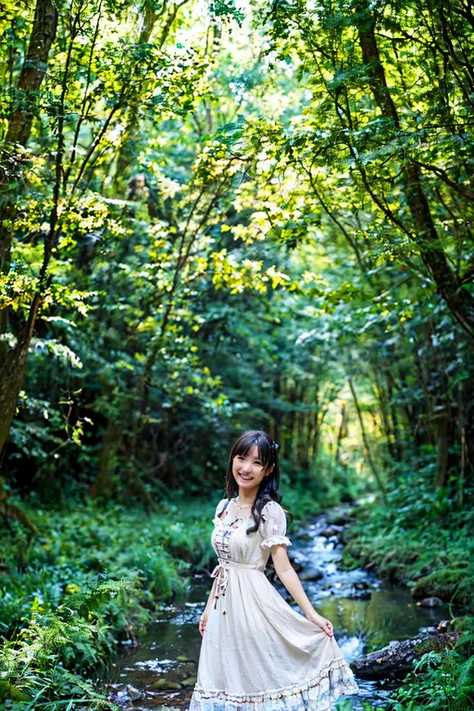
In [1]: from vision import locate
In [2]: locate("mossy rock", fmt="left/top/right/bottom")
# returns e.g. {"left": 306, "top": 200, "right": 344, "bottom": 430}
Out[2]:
{"left": 178, "top": 663, "right": 197, "bottom": 677}
{"left": 151, "top": 679, "right": 183, "bottom": 690}
{"left": 413, "top": 568, "right": 473, "bottom": 605}
{"left": 0, "top": 680, "right": 31, "bottom": 701}
{"left": 181, "top": 675, "right": 197, "bottom": 687}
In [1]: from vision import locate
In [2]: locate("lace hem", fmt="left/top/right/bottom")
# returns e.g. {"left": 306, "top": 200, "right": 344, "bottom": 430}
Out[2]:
{"left": 260, "top": 535, "right": 292, "bottom": 550}
{"left": 189, "top": 657, "right": 358, "bottom": 711}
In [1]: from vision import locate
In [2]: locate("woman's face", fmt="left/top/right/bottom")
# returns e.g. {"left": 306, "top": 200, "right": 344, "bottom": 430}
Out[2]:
{"left": 232, "top": 444, "right": 271, "bottom": 492}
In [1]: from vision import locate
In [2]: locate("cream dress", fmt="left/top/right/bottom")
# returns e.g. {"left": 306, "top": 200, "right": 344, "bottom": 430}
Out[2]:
{"left": 189, "top": 497, "right": 358, "bottom": 711}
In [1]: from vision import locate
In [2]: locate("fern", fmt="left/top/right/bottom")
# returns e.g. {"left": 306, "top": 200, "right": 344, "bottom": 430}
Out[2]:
{"left": 457, "top": 655, "right": 474, "bottom": 689}
{"left": 412, "top": 650, "right": 444, "bottom": 672}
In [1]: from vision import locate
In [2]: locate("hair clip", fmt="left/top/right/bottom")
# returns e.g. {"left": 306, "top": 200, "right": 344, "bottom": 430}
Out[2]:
{"left": 271, "top": 442, "right": 280, "bottom": 450}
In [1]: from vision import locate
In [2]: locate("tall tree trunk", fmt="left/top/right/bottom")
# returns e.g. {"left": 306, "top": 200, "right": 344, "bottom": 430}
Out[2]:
{"left": 0, "top": 0, "right": 58, "bottom": 359}
{"left": 386, "top": 374, "right": 404, "bottom": 463}
{"left": 0, "top": 296, "right": 40, "bottom": 453}
{"left": 335, "top": 402, "right": 347, "bottom": 466}
{"left": 312, "top": 417, "right": 321, "bottom": 464}
{"left": 296, "top": 382, "right": 306, "bottom": 467}
{"left": 114, "top": 2, "right": 159, "bottom": 183}
{"left": 435, "top": 405, "right": 451, "bottom": 489}
{"left": 356, "top": 5, "right": 474, "bottom": 340}
{"left": 5, "top": 0, "right": 58, "bottom": 147}
{"left": 0, "top": 0, "right": 68, "bottom": 456}
{"left": 459, "top": 374, "right": 474, "bottom": 501}
{"left": 273, "top": 372, "right": 282, "bottom": 447}
{"left": 90, "top": 417, "right": 124, "bottom": 500}
{"left": 286, "top": 380, "right": 297, "bottom": 461}
{"left": 372, "top": 370, "right": 396, "bottom": 464}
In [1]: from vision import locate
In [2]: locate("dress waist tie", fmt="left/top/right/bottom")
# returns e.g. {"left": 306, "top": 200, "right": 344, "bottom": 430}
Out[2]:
{"left": 210, "top": 559, "right": 265, "bottom": 614}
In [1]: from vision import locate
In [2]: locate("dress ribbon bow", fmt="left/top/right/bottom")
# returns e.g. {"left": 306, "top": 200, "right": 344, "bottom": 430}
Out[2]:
{"left": 210, "top": 559, "right": 230, "bottom": 612}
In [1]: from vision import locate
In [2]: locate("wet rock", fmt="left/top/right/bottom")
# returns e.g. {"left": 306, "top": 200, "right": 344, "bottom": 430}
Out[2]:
{"left": 181, "top": 676, "right": 198, "bottom": 687}
{"left": 300, "top": 567, "right": 324, "bottom": 582}
{"left": 126, "top": 684, "right": 143, "bottom": 700}
{"left": 436, "top": 618, "right": 471, "bottom": 634}
{"left": 326, "top": 512, "right": 354, "bottom": 526}
{"left": 176, "top": 662, "right": 197, "bottom": 675}
{"left": 417, "top": 597, "right": 443, "bottom": 608}
{"left": 349, "top": 589, "right": 372, "bottom": 600}
{"left": 151, "top": 679, "right": 183, "bottom": 690}
{"left": 107, "top": 689, "right": 132, "bottom": 708}
{"left": 321, "top": 526, "right": 344, "bottom": 538}
{"left": 351, "top": 628, "right": 461, "bottom": 680}
{"left": 349, "top": 581, "right": 372, "bottom": 599}
{"left": 412, "top": 568, "right": 471, "bottom": 605}
{"left": 296, "top": 533, "right": 314, "bottom": 542}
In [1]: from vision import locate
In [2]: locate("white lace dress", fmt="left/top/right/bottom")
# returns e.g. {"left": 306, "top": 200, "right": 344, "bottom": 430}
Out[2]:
{"left": 188, "top": 497, "right": 358, "bottom": 711}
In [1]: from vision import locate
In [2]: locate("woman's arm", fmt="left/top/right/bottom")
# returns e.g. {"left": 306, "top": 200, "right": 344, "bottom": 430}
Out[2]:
{"left": 271, "top": 546, "right": 334, "bottom": 636}
{"left": 199, "top": 577, "right": 218, "bottom": 636}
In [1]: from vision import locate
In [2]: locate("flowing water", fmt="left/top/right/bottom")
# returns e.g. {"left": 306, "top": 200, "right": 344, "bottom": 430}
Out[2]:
{"left": 107, "top": 508, "right": 449, "bottom": 710}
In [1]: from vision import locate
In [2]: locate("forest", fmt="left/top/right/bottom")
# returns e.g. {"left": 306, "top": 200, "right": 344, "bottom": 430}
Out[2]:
{"left": 0, "top": 0, "right": 473, "bottom": 708}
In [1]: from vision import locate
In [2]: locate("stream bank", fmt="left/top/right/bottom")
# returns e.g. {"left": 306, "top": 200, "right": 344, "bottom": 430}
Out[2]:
{"left": 107, "top": 507, "right": 449, "bottom": 710}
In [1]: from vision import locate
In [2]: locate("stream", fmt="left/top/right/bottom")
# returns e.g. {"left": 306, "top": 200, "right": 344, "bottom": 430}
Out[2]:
{"left": 107, "top": 507, "right": 449, "bottom": 710}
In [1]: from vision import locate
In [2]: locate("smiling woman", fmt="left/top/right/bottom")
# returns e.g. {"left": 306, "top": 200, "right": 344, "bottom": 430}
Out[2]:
{"left": 188, "top": 430, "right": 358, "bottom": 711}
{"left": 233, "top": 445, "right": 270, "bottom": 490}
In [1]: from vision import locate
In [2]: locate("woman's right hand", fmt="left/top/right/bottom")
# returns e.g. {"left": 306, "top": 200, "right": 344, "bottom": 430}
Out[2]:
{"left": 199, "top": 608, "right": 210, "bottom": 636}
{"left": 305, "top": 610, "right": 334, "bottom": 636}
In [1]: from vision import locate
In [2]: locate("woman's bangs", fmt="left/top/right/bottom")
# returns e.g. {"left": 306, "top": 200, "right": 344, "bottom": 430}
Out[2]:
{"left": 233, "top": 434, "right": 255, "bottom": 458}
{"left": 233, "top": 432, "right": 271, "bottom": 467}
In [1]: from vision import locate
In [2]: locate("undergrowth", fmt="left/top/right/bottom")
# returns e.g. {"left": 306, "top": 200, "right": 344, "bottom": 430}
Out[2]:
{"left": 0, "top": 497, "right": 216, "bottom": 709}
{"left": 342, "top": 472, "right": 474, "bottom": 607}
{"left": 341, "top": 466, "right": 474, "bottom": 711}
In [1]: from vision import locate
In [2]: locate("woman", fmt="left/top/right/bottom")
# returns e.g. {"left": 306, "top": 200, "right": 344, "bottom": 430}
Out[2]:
{"left": 189, "top": 430, "right": 358, "bottom": 711}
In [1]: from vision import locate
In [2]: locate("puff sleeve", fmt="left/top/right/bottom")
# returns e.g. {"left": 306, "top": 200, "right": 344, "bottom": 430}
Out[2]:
{"left": 213, "top": 498, "right": 229, "bottom": 526}
{"left": 259, "top": 500, "right": 292, "bottom": 550}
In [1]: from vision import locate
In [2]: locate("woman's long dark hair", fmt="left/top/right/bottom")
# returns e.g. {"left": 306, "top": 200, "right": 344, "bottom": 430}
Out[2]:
{"left": 218, "top": 430, "right": 292, "bottom": 535}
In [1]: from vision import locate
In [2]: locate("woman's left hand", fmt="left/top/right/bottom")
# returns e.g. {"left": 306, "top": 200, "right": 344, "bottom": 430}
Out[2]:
{"left": 306, "top": 611, "right": 334, "bottom": 636}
